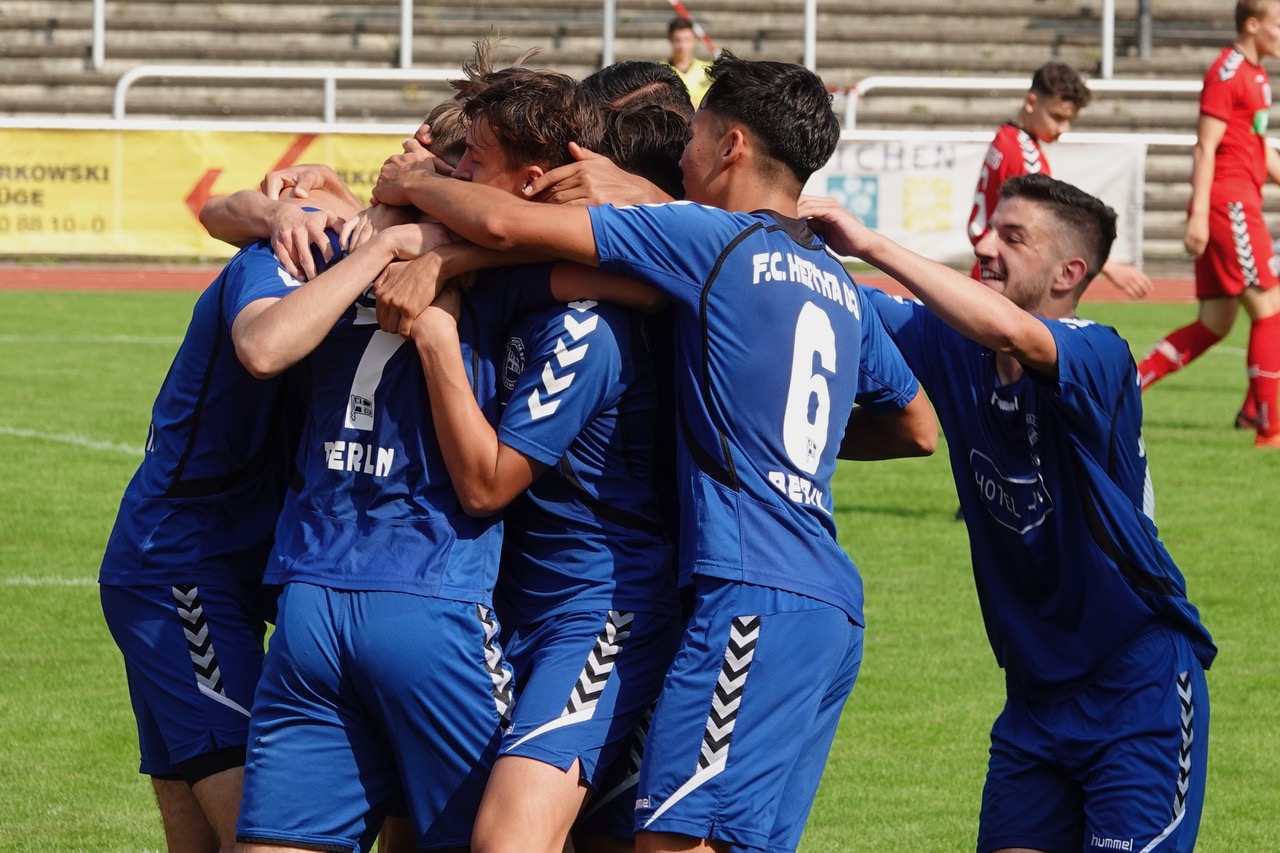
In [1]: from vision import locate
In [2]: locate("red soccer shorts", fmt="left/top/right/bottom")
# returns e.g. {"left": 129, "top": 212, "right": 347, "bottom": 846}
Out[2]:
{"left": 1195, "top": 195, "right": 1280, "bottom": 298}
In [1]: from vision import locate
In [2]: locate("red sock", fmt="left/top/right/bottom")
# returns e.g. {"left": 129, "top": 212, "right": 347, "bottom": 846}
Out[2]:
{"left": 1239, "top": 386, "right": 1258, "bottom": 424}
{"left": 1248, "top": 313, "right": 1280, "bottom": 437}
{"left": 1137, "top": 321, "right": 1224, "bottom": 391}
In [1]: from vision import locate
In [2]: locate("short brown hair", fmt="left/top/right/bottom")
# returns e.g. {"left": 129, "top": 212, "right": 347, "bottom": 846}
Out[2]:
{"left": 462, "top": 69, "right": 603, "bottom": 171}
{"left": 1029, "top": 62, "right": 1092, "bottom": 109}
{"left": 1237, "top": 0, "right": 1280, "bottom": 31}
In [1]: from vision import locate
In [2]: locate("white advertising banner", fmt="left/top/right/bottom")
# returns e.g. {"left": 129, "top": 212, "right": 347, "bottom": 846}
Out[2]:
{"left": 805, "top": 136, "right": 1147, "bottom": 266}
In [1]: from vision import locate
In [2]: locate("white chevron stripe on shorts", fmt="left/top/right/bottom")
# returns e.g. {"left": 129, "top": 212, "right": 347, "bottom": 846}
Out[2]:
{"left": 1138, "top": 670, "right": 1195, "bottom": 853}
{"left": 507, "top": 610, "right": 634, "bottom": 751}
{"left": 1228, "top": 202, "right": 1260, "bottom": 289}
{"left": 476, "top": 604, "right": 515, "bottom": 727}
{"left": 171, "top": 584, "right": 250, "bottom": 718}
{"left": 642, "top": 614, "right": 760, "bottom": 828}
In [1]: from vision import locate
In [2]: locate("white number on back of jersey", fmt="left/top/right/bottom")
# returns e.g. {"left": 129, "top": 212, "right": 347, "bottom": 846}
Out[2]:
{"left": 346, "top": 327, "right": 406, "bottom": 431}
{"left": 782, "top": 302, "right": 836, "bottom": 474}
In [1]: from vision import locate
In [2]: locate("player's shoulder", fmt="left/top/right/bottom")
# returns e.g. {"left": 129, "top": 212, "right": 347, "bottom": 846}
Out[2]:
{"left": 1206, "top": 46, "right": 1248, "bottom": 84}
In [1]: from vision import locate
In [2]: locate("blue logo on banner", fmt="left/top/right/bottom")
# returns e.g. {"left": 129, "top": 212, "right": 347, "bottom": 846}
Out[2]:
{"left": 825, "top": 175, "right": 878, "bottom": 228}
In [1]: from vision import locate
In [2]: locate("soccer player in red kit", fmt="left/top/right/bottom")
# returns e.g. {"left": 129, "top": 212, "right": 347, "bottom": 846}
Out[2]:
{"left": 1139, "top": 0, "right": 1280, "bottom": 449}
{"left": 969, "top": 62, "right": 1152, "bottom": 299}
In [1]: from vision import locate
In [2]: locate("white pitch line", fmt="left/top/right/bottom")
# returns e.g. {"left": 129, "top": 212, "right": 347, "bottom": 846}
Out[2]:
{"left": 0, "top": 425, "right": 141, "bottom": 456}
{"left": 0, "top": 333, "right": 181, "bottom": 346}
{"left": 1, "top": 575, "right": 97, "bottom": 587}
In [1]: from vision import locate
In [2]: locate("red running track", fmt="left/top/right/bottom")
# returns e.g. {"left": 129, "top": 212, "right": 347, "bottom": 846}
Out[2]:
{"left": 0, "top": 264, "right": 1197, "bottom": 302}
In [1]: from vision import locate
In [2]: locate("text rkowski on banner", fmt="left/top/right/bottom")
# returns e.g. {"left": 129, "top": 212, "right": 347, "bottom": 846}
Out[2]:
{"left": 0, "top": 129, "right": 404, "bottom": 258}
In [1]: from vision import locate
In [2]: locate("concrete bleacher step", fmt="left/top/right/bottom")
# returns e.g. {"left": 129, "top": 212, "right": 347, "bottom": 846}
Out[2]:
{"left": 0, "top": 0, "right": 1256, "bottom": 260}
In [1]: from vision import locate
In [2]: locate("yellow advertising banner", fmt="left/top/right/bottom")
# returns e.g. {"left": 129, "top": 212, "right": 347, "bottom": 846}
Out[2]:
{"left": 0, "top": 129, "right": 407, "bottom": 258}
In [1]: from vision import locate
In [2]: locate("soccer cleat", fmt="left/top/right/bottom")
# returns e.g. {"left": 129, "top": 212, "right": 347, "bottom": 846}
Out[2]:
{"left": 1235, "top": 409, "right": 1260, "bottom": 430}
{"left": 1254, "top": 432, "right": 1280, "bottom": 449}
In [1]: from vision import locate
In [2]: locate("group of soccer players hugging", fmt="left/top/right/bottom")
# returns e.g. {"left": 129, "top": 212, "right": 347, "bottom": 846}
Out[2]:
{"left": 99, "top": 13, "right": 1228, "bottom": 853}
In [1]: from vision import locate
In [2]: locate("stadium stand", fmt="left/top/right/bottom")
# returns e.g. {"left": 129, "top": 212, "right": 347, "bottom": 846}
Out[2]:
{"left": 0, "top": 0, "right": 1267, "bottom": 257}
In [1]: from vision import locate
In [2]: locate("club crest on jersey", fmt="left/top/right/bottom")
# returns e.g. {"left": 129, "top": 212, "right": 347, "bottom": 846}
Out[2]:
{"left": 348, "top": 394, "right": 374, "bottom": 430}
{"left": 503, "top": 336, "right": 526, "bottom": 392}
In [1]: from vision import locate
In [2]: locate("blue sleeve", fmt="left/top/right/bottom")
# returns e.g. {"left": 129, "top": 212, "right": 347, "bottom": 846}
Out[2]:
{"left": 853, "top": 288, "right": 920, "bottom": 411}
{"left": 497, "top": 301, "right": 624, "bottom": 466}
{"left": 587, "top": 202, "right": 746, "bottom": 308}
{"left": 222, "top": 242, "right": 303, "bottom": 324}
{"left": 859, "top": 284, "right": 939, "bottom": 388}
{"left": 1038, "top": 318, "right": 1136, "bottom": 435}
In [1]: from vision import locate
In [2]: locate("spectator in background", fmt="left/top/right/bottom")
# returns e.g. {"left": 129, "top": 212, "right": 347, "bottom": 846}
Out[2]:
{"left": 1138, "top": 0, "right": 1280, "bottom": 450}
{"left": 969, "top": 61, "right": 1153, "bottom": 299}
{"left": 662, "top": 17, "right": 713, "bottom": 108}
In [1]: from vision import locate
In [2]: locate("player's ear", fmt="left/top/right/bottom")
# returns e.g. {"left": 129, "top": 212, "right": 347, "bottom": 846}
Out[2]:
{"left": 1056, "top": 256, "right": 1090, "bottom": 294}
{"left": 1022, "top": 93, "right": 1039, "bottom": 116}
{"left": 522, "top": 165, "right": 545, "bottom": 194}
{"left": 721, "top": 128, "right": 746, "bottom": 164}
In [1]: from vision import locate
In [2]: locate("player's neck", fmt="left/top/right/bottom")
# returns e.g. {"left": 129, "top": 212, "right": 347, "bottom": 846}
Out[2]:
{"left": 995, "top": 351, "right": 1024, "bottom": 385}
{"left": 1236, "top": 39, "right": 1261, "bottom": 64}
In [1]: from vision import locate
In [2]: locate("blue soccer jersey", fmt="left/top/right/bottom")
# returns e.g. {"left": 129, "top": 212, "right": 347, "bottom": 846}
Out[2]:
{"left": 494, "top": 299, "right": 678, "bottom": 625}
{"left": 99, "top": 241, "right": 309, "bottom": 587}
{"left": 865, "top": 289, "right": 1217, "bottom": 702}
{"left": 267, "top": 269, "right": 554, "bottom": 602}
{"left": 586, "top": 202, "right": 919, "bottom": 623}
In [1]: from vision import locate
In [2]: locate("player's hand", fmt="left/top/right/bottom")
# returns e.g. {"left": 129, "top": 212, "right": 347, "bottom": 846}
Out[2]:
{"left": 373, "top": 138, "right": 453, "bottom": 206}
{"left": 797, "top": 194, "right": 873, "bottom": 257}
{"left": 1184, "top": 215, "right": 1210, "bottom": 258}
{"left": 374, "top": 252, "right": 446, "bottom": 338}
{"left": 408, "top": 285, "right": 463, "bottom": 350}
{"left": 1100, "top": 261, "right": 1154, "bottom": 300}
{"left": 267, "top": 204, "right": 345, "bottom": 281}
{"left": 525, "top": 142, "right": 671, "bottom": 206}
{"left": 262, "top": 164, "right": 343, "bottom": 201}
{"left": 340, "top": 203, "right": 420, "bottom": 253}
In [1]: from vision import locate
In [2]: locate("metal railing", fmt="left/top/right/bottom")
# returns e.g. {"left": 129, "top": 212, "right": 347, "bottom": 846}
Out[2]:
{"left": 112, "top": 65, "right": 459, "bottom": 123}
{"left": 843, "top": 75, "right": 1204, "bottom": 131}
{"left": 88, "top": 0, "right": 1131, "bottom": 78}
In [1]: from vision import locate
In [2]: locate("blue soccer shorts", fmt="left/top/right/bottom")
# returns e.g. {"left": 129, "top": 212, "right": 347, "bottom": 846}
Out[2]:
{"left": 236, "top": 583, "right": 514, "bottom": 853}
{"left": 634, "top": 577, "right": 864, "bottom": 852}
{"left": 499, "top": 609, "right": 681, "bottom": 790}
{"left": 574, "top": 701, "right": 656, "bottom": 842}
{"left": 978, "top": 624, "right": 1210, "bottom": 853}
{"left": 100, "top": 581, "right": 269, "bottom": 782}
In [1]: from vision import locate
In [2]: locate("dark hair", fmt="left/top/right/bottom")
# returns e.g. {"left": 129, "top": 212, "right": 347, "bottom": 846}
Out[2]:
{"left": 1001, "top": 173, "right": 1116, "bottom": 283}
{"left": 594, "top": 102, "right": 691, "bottom": 199}
{"left": 581, "top": 61, "right": 694, "bottom": 120}
{"left": 462, "top": 69, "right": 604, "bottom": 171}
{"left": 701, "top": 50, "right": 840, "bottom": 185}
{"left": 1029, "top": 62, "right": 1092, "bottom": 109}
{"left": 667, "top": 16, "right": 695, "bottom": 37}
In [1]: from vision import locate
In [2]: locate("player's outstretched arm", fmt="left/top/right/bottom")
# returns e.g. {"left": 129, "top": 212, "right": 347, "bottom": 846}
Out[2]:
{"left": 798, "top": 194, "right": 1059, "bottom": 374}
{"left": 838, "top": 389, "right": 937, "bottom": 460}
{"left": 524, "top": 142, "right": 674, "bottom": 207}
{"left": 261, "top": 163, "right": 362, "bottom": 210}
{"left": 200, "top": 189, "right": 352, "bottom": 281}
{"left": 232, "top": 221, "right": 451, "bottom": 379}
{"left": 374, "top": 139, "right": 599, "bottom": 265}
{"left": 409, "top": 290, "right": 546, "bottom": 516}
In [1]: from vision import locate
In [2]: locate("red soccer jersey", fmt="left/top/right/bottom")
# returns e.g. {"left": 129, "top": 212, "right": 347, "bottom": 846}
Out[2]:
{"left": 968, "top": 122, "right": 1050, "bottom": 245}
{"left": 1201, "top": 46, "right": 1272, "bottom": 196}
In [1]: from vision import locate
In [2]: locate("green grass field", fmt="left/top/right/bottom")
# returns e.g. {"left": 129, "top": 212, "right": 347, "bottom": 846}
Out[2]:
{"left": 0, "top": 290, "right": 1276, "bottom": 851}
